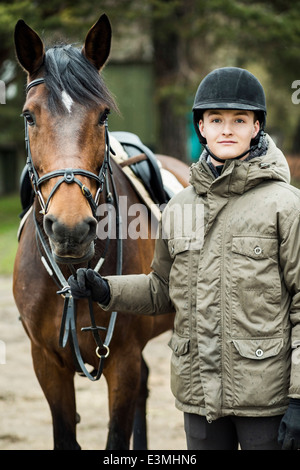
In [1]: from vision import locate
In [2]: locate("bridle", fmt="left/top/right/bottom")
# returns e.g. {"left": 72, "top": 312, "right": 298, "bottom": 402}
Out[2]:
{"left": 24, "top": 77, "right": 122, "bottom": 381}
{"left": 25, "top": 78, "right": 113, "bottom": 217}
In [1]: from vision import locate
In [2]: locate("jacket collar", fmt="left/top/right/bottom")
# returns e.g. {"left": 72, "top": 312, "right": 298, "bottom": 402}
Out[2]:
{"left": 189, "top": 134, "right": 290, "bottom": 196}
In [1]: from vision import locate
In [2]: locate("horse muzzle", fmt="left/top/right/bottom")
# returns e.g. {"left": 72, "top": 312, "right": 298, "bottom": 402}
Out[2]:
{"left": 43, "top": 214, "right": 97, "bottom": 264}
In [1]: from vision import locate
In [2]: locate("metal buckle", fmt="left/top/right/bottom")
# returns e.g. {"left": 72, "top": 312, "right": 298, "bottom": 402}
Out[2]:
{"left": 37, "top": 190, "right": 46, "bottom": 214}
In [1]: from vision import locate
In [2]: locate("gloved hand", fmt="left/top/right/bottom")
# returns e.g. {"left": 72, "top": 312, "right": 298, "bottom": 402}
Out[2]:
{"left": 68, "top": 268, "right": 111, "bottom": 305}
{"left": 278, "top": 398, "right": 300, "bottom": 450}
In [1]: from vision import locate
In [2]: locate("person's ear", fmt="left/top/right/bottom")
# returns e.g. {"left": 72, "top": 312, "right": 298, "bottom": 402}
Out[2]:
{"left": 199, "top": 120, "right": 206, "bottom": 138}
{"left": 252, "top": 120, "right": 260, "bottom": 138}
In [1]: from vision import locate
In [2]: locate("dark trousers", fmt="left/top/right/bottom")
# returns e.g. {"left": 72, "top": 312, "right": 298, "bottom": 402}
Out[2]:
{"left": 184, "top": 413, "right": 283, "bottom": 450}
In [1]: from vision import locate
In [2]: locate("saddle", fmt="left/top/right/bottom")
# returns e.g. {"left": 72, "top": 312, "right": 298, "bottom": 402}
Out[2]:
{"left": 19, "top": 131, "right": 170, "bottom": 216}
{"left": 110, "top": 131, "right": 171, "bottom": 205}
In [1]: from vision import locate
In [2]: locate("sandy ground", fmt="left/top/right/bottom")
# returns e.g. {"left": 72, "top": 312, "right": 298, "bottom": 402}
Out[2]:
{"left": 0, "top": 275, "right": 186, "bottom": 451}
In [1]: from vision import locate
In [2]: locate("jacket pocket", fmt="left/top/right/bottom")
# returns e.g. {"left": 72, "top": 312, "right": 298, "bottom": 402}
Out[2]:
{"left": 168, "top": 239, "right": 191, "bottom": 293}
{"left": 231, "top": 235, "right": 282, "bottom": 336}
{"left": 168, "top": 237, "right": 199, "bottom": 335}
{"left": 229, "top": 337, "right": 289, "bottom": 408}
{"left": 231, "top": 236, "right": 278, "bottom": 259}
{"left": 232, "top": 337, "right": 283, "bottom": 359}
{"left": 168, "top": 333, "right": 193, "bottom": 404}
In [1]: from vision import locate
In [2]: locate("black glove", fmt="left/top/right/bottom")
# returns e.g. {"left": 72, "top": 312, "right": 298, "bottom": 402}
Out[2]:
{"left": 278, "top": 398, "right": 300, "bottom": 450}
{"left": 68, "top": 268, "right": 111, "bottom": 305}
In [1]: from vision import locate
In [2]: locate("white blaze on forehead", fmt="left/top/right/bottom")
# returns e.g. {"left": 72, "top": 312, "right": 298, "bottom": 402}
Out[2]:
{"left": 61, "top": 90, "right": 73, "bottom": 113}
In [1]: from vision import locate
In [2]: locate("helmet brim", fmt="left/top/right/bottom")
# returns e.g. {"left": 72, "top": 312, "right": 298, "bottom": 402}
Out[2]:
{"left": 192, "top": 102, "right": 266, "bottom": 113}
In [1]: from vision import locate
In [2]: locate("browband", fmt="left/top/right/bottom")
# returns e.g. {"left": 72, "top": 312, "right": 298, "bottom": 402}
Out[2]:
{"left": 26, "top": 78, "right": 45, "bottom": 94}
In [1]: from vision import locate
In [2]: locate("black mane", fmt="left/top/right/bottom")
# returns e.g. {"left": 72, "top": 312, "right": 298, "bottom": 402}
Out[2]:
{"left": 43, "top": 45, "right": 117, "bottom": 114}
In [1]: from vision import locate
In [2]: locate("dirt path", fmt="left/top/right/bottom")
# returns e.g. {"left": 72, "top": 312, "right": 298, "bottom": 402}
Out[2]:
{"left": 0, "top": 275, "right": 186, "bottom": 450}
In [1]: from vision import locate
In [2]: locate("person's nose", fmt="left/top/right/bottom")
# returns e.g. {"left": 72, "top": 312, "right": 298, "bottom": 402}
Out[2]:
{"left": 222, "top": 122, "right": 233, "bottom": 136}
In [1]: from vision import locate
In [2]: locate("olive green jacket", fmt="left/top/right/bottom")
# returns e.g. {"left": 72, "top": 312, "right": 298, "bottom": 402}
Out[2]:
{"left": 103, "top": 135, "right": 300, "bottom": 421}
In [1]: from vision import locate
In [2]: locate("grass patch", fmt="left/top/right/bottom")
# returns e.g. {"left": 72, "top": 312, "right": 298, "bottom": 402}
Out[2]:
{"left": 0, "top": 193, "right": 22, "bottom": 275}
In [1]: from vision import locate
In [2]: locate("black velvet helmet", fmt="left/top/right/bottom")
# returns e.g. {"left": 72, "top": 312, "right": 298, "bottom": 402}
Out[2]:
{"left": 192, "top": 67, "right": 267, "bottom": 145}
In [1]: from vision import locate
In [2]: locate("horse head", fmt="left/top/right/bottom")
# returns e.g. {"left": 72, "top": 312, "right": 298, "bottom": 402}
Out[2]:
{"left": 14, "top": 15, "right": 117, "bottom": 264}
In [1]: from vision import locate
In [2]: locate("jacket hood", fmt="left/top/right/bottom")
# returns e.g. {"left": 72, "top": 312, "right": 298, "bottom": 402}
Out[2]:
{"left": 189, "top": 134, "right": 291, "bottom": 196}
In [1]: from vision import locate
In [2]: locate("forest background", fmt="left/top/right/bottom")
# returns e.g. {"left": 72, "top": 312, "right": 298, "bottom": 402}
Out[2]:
{"left": 0, "top": 0, "right": 300, "bottom": 274}
{"left": 1, "top": 0, "right": 300, "bottom": 164}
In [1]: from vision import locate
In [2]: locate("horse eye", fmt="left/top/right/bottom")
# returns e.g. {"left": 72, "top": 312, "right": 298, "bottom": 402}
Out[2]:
{"left": 99, "top": 108, "right": 110, "bottom": 125}
{"left": 22, "top": 111, "right": 35, "bottom": 126}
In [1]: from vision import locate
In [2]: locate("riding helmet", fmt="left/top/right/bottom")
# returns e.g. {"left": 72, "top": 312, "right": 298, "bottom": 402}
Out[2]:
{"left": 192, "top": 67, "right": 267, "bottom": 145}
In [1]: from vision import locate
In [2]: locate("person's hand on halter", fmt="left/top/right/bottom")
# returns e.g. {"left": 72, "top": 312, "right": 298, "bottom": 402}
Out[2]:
{"left": 68, "top": 268, "right": 111, "bottom": 305}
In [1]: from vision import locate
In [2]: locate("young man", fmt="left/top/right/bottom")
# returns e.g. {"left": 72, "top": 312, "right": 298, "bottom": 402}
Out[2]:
{"left": 69, "top": 67, "right": 300, "bottom": 450}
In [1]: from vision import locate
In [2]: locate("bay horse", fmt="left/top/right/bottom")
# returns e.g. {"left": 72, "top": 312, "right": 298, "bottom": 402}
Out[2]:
{"left": 13, "top": 15, "right": 189, "bottom": 450}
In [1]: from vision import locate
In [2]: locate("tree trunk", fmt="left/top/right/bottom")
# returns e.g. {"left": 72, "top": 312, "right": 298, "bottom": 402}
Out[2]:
{"left": 152, "top": 3, "right": 189, "bottom": 163}
{"left": 292, "top": 117, "right": 300, "bottom": 154}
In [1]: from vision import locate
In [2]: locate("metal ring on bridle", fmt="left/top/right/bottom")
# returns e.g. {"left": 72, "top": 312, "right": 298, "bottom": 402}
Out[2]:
{"left": 96, "top": 345, "right": 110, "bottom": 358}
{"left": 64, "top": 171, "right": 74, "bottom": 183}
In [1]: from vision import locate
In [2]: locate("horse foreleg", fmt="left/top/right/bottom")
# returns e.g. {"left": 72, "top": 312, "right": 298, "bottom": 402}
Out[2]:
{"left": 133, "top": 355, "right": 149, "bottom": 450}
{"left": 105, "top": 353, "right": 142, "bottom": 450}
{"left": 31, "top": 343, "right": 80, "bottom": 450}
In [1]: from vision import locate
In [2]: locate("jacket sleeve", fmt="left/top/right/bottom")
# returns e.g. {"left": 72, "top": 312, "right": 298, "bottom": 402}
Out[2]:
{"left": 100, "top": 220, "right": 175, "bottom": 315}
{"left": 280, "top": 211, "right": 300, "bottom": 397}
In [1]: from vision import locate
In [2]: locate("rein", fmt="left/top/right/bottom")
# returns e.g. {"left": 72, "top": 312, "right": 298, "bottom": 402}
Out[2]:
{"left": 25, "top": 77, "right": 122, "bottom": 381}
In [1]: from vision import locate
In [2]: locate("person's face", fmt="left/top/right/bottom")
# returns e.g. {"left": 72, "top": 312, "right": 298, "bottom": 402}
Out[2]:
{"left": 199, "top": 109, "right": 260, "bottom": 165}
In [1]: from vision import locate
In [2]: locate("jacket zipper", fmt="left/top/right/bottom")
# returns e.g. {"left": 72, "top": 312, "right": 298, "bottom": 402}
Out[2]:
{"left": 220, "top": 196, "right": 231, "bottom": 415}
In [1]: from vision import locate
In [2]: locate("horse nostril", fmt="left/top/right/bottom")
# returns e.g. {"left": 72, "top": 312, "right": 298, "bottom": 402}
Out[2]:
{"left": 43, "top": 214, "right": 96, "bottom": 244}
{"left": 43, "top": 214, "right": 56, "bottom": 238}
{"left": 85, "top": 217, "right": 97, "bottom": 241}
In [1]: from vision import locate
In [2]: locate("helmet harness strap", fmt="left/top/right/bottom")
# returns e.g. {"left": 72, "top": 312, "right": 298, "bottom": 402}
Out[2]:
{"left": 203, "top": 129, "right": 264, "bottom": 164}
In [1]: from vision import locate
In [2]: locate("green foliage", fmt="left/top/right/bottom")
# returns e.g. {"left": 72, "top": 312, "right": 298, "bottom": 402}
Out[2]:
{"left": 0, "top": 194, "right": 21, "bottom": 274}
{"left": 0, "top": 0, "right": 300, "bottom": 167}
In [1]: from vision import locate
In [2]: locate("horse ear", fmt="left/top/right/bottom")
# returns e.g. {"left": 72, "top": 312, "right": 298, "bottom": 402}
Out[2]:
{"left": 14, "top": 20, "right": 45, "bottom": 75}
{"left": 82, "top": 14, "right": 111, "bottom": 71}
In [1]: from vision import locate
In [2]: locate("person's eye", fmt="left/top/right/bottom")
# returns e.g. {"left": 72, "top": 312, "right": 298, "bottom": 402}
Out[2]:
{"left": 235, "top": 119, "right": 245, "bottom": 123}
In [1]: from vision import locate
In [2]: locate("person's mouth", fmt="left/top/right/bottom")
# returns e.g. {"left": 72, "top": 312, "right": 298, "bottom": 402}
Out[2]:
{"left": 218, "top": 140, "right": 237, "bottom": 144}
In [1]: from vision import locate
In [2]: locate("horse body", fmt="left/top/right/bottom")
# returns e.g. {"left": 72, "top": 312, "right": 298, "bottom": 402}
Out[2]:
{"left": 13, "top": 15, "right": 189, "bottom": 450}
